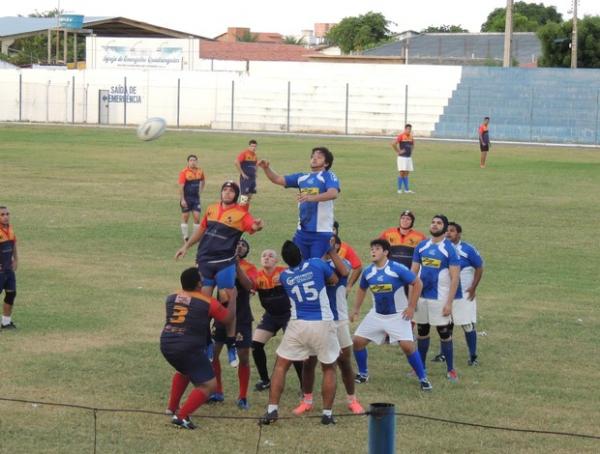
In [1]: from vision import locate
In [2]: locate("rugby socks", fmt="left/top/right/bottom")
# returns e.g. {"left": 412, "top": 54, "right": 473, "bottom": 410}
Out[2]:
{"left": 212, "top": 357, "right": 223, "bottom": 394}
{"left": 353, "top": 349, "right": 368, "bottom": 376}
{"left": 168, "top": 372, "right": 190, "bottom": 413}
{"left": 2, "top": 316, "right": 11, "bottom": 326}
{"left": 267, "top": 404, "right": 279, "bottom": 413}
{"left": 238, "top": 364, "right": 250, "bottom": 399}
{"left": 407, "top": 351, "right": 426, "bottom": 381}
{"left": 397, "top": 176, "right": 403, "bottom": 191}
{"left": 293, "top": 361, "right": 304, "bottom": 387}
{"left": 180, "top": 223, "right": 188, "bottom": 239}
{"left": 178, "top": 388, "right": 208, "bottom": 420}
{"left": 403, "top": 176, "right": 410, "bottom": 191}
{"left": 417, "top": 337, "right": 430, "bottom": 363}
{"left": 323, "top": 409, "right": 333, "bottom": 417}
{"left": 441, "top": 340, "right": 454, "bottom": 373}
{"left": 251, "top": 341, "right": 270, "bottom": 382}
{"left": 193, "top": 223, "right": 200, "bottom": 234}
{"left": 465, "top": 330, "right": 477, "bottom": 360}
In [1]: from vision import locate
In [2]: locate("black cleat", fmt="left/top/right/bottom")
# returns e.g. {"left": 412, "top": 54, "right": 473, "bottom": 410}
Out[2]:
{"left": 420, "top": 378, "right": 433, "bottom": 391}
{"left": 321, "top": 414, "right": 336, "bottom": 425}
{"left": 354, "top": 373, "right": 369, "bottom": 384}
{"left": 431, "top": 354, "right": 446, "bottom": 363}
{"left": 468, "top": 357, "right": 479, "bottom": 366}
{"left": 254, "top": 380, "right": 271, "bottom": 391}
{"left": 259, "top": 410, "right": 279, "bottom": 425}
{"left": 1, "top": 322, "right": 16, "bottom": 330}
{"left": 171, "top": 416, "right": 197, "bottom": 430}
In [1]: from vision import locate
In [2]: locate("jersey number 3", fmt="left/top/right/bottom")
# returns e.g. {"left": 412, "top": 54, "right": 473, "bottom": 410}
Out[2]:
{"left": 170, "top": 304, "right": 189, "bottom": 324}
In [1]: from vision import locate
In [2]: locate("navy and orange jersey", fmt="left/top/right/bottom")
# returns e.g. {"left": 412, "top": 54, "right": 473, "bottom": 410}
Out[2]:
{"left": 338, "top": 241, "right": 362, "bottom": 269}
{"left": 255, "top": 266, "right": 291, "bottom": 316}
{"left": 160, "top": 290, "right": 228, "bottom": 347}
{"left": 478, "top": 124, "right": 489, "bottom": 145}
{"left": 395, "top": 132, "right": 414, "bottom": 157}
{"left": 379, "top": 227, "right": 426, "bottom": 268}
{"left": 196, "top": 203, "right": 257, "bottom": 263}
{"left": 178, "top": 167, "right": 205, "bottom": 199}
{"left": 236, "top": 258, "right": 258, "bottom": 324}
{"left": 0, "top": 225, "right": 16, "bottom": 272}
{"left": 236, "top": 149, "right": 257, "bottom": 179}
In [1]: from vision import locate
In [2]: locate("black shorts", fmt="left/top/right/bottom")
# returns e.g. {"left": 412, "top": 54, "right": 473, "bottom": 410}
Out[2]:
{"left": 0, "top": 270, "right": 16, "bottom": 293}
{"left": 213, "top": 321, "right": 253, "bottom": 348}
{"left": 160, "top": 342, "right": 214, "bottom": 385}
{"left": 181, "top": 198, "right": 201, "bottom": 213}
{"left": 240, "top": 177, "right": 257, "bottom": 195}
{"left": 480, "top": 144, "right": 490, "bottom": 152}
{"left": 256, "top": 312, "right": 290, "bottom": 335}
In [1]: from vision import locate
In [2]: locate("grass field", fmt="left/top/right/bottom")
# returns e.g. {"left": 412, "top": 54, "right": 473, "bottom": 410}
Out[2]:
{"left": 0, "top": 124, "right": 599, "bottom": 453}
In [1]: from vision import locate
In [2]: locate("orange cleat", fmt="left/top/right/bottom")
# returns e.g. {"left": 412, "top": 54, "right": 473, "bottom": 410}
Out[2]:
{"left": 347, "top": 398, "right": 364, "bottom": 414}
{"left": 292, "top": 400, "right": 314, "bottom": 416}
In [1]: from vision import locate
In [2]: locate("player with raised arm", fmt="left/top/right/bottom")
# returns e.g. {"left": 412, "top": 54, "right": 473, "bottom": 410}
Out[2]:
{"left": 0, "top": 206, "right": 18, "bottom": 329}
{"left": 293, "top": 235, "right": 365, "bottom": 416}
{"left": 258, "top": 147, "right": 339, "bottom": 259}
{"left": 178, "top": 154, "right": 205, "bottom": 242}
{"left": 350, "top": 239, "right": 431, "bottom": 391}
{"left": 210, "top": 239, "right": 257, "bottom": 408}
{"left": 175, "top": 181, "right": 263, "bottom": 368}
{"left": 234, "top": 139, "right": 258, "bottom": 207}
{"left": 391, "top": 124, "right": 415, "bottom": 194}
{"left": 251, "top": 249, "right": 304, "bottom": 392}
{"left": 411, "top": 215, "right": 461, "bottom": 382}
{"left": 160, "top": 268, "right": 236, "bottom": 430}
{"left": 260, "top": 241, "right": 340, "bottom": 426}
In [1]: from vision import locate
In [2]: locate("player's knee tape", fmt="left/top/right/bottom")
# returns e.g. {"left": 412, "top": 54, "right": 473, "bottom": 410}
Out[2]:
{"left": 417, "top": 323, "right": 431, "bottom": 337}
{"left": 436, "top": 324, "right": 453, "bottom": 340}
{"left": 4, "top": 291, "right": 15, "bottom": 305}
{"left": 251, "top": 341, "right": 265, "bottom": 352}
{"left": 461, "top": 323, "right": 474, "bottom": 333}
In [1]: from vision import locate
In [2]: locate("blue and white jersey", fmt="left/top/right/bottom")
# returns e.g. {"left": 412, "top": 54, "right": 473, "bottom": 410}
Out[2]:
{"left": 413, "top": 238, "right": 460, "bottom": 301}
{"left": 284, "top": 170, "right": 340, "bottom": 233}
{"left": 453, "top": 241, "right": 483, "bottom": 295}
{"left": 326, "top": 258, "right": 351, "bottom": 321}
{"left": 281, "top": 258, "right": 334, "bottom": 321}
{"left": 359, "top": 260, "right": 416, "bottom": 315}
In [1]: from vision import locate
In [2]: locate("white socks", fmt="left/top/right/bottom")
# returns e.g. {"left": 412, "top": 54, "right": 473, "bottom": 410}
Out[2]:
{"left": 180, "top": 223, "right": 189, "bottom": 239}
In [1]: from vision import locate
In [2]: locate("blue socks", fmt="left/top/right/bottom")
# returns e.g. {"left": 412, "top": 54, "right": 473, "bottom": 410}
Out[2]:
{"left": 407, "top": 351, "right": 426, "bottom": 380}
{"left": 397, "top": 176, "right": 403, "bottom": 191}
{"left": 441, "top": 340, "right": 454, "bottom": 372}
{"left": 417, "top": 337, "right": 430, "bottom": 364}
{"left": 354, "top": 349, "right": 368, "bottom": 376}
{"left": 403, "top": 176, "right": 410, "bottom": 191}
{"left": 465, "top": 330, "right": 477, "bottom": 360}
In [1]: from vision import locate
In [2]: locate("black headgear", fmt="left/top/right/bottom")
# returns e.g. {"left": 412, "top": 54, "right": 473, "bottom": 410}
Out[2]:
{"left": 432, "top": 214, "right": 449, "bottom": 234}
{"left": 221, "top": 181, "right": 240, "bottom": 203}
{"left": 400, "top": 210, "right": 415, "bottom": 228}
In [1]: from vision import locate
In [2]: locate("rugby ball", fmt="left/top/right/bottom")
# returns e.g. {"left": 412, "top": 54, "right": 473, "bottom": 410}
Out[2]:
{"left": 137, "top": 117, "right": 167, "bottom": 141}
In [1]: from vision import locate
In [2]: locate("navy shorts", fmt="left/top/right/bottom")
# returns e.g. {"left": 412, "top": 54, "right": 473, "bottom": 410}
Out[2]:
{"left": 240, "top": 177, "right": 257, "bottom": 195}
{"left": 197, "top": 260, "right": 236, "bottom": 289}
{"left": 0, "top": 270, "right": 16, "bottom": 293}
{"left": 181, "top": 198, "right": 201, "bottom": 213}
{"left": 160, "top": 343, "right": 215, "bottom": 385}
{"left": 256, "top": 312, "right": 290, "bottom": 335}
{"left": 480, "top": 143, "right": 490, "bottom": 152}
{"left": 293, "top": 230, "right": 333, "bottom": 259}
{"left": 213, "top": 321, "right": 253, "bottom": 348}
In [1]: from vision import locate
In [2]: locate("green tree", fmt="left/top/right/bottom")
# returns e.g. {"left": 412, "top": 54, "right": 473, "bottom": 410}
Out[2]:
{"left": 481, "top": 2, "right": 562, "bottom": 32}
{"left": 283, "top": 36, "right": 304, "bottom": 45}
{"left": 326, "top": 11, "right": 392, "bottom": 53}
{"left": 421, "top": 25, "right": 468, "bottom": 33}
{"left": 538, "top": 15, "right": 600, "bottom": 68}
{"left": 237, "top": 31, "right": 258, "bottom": 42}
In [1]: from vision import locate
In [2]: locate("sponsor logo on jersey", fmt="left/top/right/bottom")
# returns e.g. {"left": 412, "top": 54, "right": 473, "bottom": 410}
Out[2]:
{"left": 370, "top": 283, "right": 393, "bottom": 293}
{"left": 300, "top": 187, "right": 319, "bottom": 195}
{"left": 422, "top": 257, "right": 441, "bottom": 268}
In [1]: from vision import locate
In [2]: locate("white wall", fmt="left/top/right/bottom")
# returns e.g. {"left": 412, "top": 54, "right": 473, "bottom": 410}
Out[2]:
{"left": 0, "top": 61, "right": 463, "bottom": 136}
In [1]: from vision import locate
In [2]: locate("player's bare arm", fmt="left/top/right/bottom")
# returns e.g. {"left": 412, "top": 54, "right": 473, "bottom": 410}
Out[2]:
{"left": 12, "top": 243, "right": 18, "bottom": 271}
{"left": 234, "top": 159, "right": 248, "bottom": 179}
{"left": 178, "top": 183, "right": 188, "bottom": 208}
{"left": 326, "top": 272, "right": 339, "bottom": 287}
{"left": 444, "top": 265, "right": 460, "bottom": 316}
{"left": 175, "top": 225, "right": 206, "bottom": 259}
{"left": 351, "top": 286, "right": 367, "bottom": 322}
{"left": 328, "top": 247, "right": 350, "bottom": 278}
{"left": 402, "top": 276, "right": 422, "bottom": 320}
{"left": 251, "top": 218, "right": 264, "bottom": 232}
{"left": 297, "top": 188, "right": 338, "bottom": 203}
{"left": 257, "top": 159, "right": 285, "bottom": 186}
{"left": 467, "top": 266, "right": 484, "bottom": 301}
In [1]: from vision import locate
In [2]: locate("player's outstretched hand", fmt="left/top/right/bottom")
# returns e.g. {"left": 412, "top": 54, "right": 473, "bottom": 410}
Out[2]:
{"left": 350, "top": 310, "right": 359, "bottom": 323}
{"left": 257, "top": 159, "right": 270, "bottom": 169}
{"left": 175, "top": 247, "right": 187, "bottom": 260}
{"left": 402, "top": 307, "right": 414, "bottom": 321}
{"left": 253, "top": 218, "right": 264, "bottom": 232}
{"left": 466, "top": 287, "right": 476, "bottom": 301}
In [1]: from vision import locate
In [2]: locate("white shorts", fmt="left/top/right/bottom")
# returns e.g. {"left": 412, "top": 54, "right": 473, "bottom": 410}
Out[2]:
{"left": 354, "top": 310, "right": 414, "bottom": 345}
{"left": 397, "top": 156, "right": 414, "bottom": 172}
{"left": 336, "top": 320, "right": 353, "bottom": 349}
{"left": 414, "top": 298, "right": 452, "bottom": 326}
{"left": 452, "top": 296, "right": 477, "bottom": 325}
{"left": 276, "top": 319, "right": 340, "bottom": 364}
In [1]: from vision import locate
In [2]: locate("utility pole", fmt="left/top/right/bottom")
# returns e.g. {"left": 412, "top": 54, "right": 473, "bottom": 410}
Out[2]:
{"left": 571, "top": 0, "right": 578, "bottom": 68}
{"left": 503, "top": 0, "right": 514, "bottom": 67}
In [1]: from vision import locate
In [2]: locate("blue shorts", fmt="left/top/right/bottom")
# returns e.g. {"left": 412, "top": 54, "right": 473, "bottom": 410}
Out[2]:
{"left": 160, "top": 343, "right": 215, "bottom": 385}
{"left": 197, "top": 261, "right": 236, "bottom": 289}
{"left": 181, "top": 198, "right": 201, "bottom": 213}
{"left": 293, "top": 230, "right": 333, "bottom": 259}
{"left": 256, "top": 312, "right": 290, "bottom": 335}
{"left": 213, "top": 321, "right": 253, "bottom": 348}
{"left": 240, "top": 177, "right": 257, "bottom": 195}
{"left": 0, "top": 270, "right": 16, "bottom": 293}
